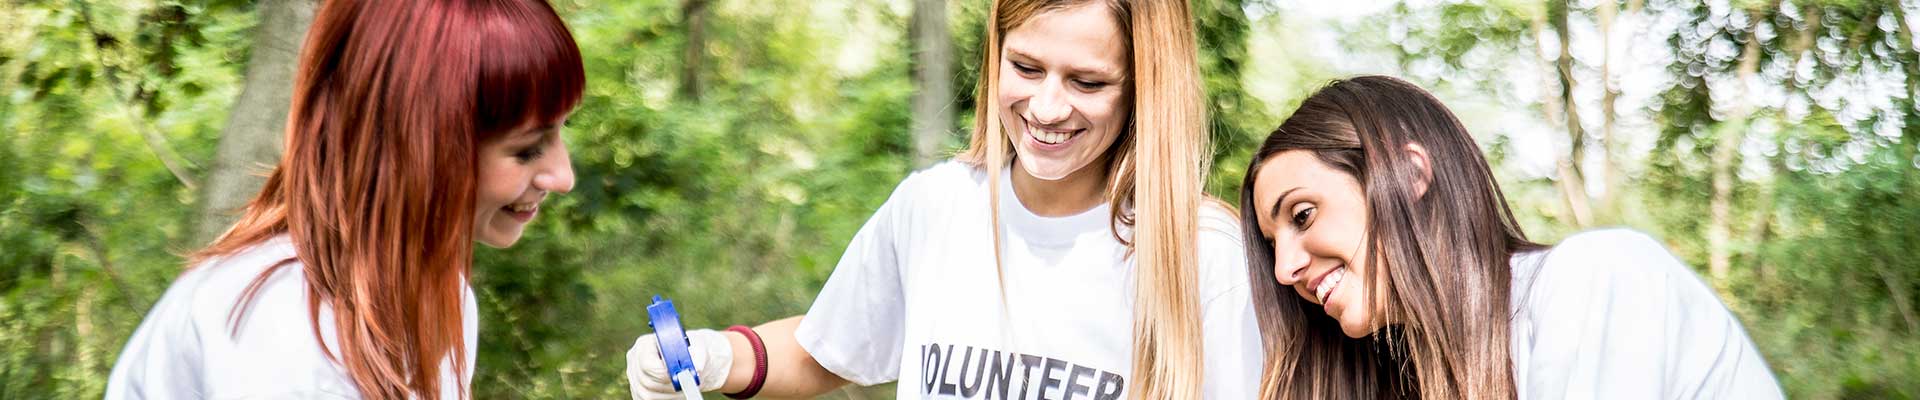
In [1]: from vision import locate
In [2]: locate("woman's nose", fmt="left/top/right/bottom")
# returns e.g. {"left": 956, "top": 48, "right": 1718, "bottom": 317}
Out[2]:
{"left": 1027, "top": 79, "right": 1072, "bottom": 125}
{"left": 1271, "top": 234, "right": 1310, "bottom": 286}
{"left": 537, "top": 142, "right": 575, "bottom": 194}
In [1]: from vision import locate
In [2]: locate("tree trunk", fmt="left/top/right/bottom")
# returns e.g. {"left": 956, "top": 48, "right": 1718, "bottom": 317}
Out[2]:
{"left": 910, "top": 0, "right": 953, "bottom": 167}
{"left": 1595, "top": 0, "right": 1615, "bottom": 219}
{"left": 679, "top": 0, "right": 709, "bottom": 101}
{"left": 1873, "top": 256, "right": 1920, "bottom": 334}
{"left": 193, "top": 0, "right": 317, "bottom": 244}
{"left": 1548, "top": 1, "right": 1593, "bottom": 227}
{"left": 74, "top": 283, "right": 96, "bottom": 374}
{"left": 1898, "top": 3, "right": 1920, "bottom": 130}
{"left": 1885, "top": 0, "right": 1920, "bottom": 335}
{"left": 1749, "top": 3, "right": 1818, "bottom": 284}
{"left": 1594, "top": 0, "right": 1641, "bottom": 219}
{"left": 1707, "top": 9, "right": 1766, "bottom": 281}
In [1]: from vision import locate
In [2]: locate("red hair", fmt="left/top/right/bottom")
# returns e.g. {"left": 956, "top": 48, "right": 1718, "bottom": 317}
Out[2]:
{"left": 194, "top": 0, "right": 584, "bottom": 398}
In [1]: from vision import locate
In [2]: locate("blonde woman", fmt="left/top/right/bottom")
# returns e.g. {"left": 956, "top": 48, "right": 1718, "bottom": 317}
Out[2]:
{"left": 623, "top": 0, "right": 1260, "bottom": 399}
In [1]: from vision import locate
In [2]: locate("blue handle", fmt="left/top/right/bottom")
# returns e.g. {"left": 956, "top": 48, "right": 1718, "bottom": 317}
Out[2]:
{"left": 647, "top": 295, "right": 700, "bottom": 391}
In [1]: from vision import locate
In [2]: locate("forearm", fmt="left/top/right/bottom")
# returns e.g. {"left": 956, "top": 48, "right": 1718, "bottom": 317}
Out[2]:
{"left": 718, "top": 315, "right": 850, "bottom": 399}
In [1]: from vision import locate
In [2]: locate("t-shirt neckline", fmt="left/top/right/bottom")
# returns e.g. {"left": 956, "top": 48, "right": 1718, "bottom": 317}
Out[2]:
{"left": 996, "top": 165, "right": 1115, "bottom": 246}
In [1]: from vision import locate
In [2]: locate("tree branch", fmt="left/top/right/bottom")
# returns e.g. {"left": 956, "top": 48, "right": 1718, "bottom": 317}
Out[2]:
{"left": 71, "top": 0, "right": 199, "bottom": 189}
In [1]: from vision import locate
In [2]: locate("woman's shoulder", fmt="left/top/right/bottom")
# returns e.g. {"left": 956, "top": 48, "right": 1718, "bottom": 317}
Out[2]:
{"left": 1536, "top": 228, "right": 1680, "bottom": 276}
{"left": 1515, "top": 228, "right": 1695, "bottom": 308}
{"left": 1197, "top": 200, "right": 1244, "bottom": 244}
{"left": 113, "top": 235, "right": 352, "bottom": 397}
{"left": 1196, "top": 200, "right": 1249, "bottom": 299}
{"left": 876, "top": 160, "right": 991, "bottom": 210}
{"left": 1195, "top": 200, "right": 1247, "bottom": 264}
{"left": 154, "top": 235, "right": 319, "bottom": 349}
{"left": 904, "top": 159, "right": 989, "bottom": 191}
{"left": 181, "top": 236, "right": 303, "bottom": 311}
{"left": 1511, "top": 229, "right": 1780, "bottom": 397}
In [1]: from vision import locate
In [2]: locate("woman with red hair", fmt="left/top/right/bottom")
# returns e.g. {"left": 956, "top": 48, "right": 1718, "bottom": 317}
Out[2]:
{"left": 106, "top": 0, "right": 583, "bottom": 398}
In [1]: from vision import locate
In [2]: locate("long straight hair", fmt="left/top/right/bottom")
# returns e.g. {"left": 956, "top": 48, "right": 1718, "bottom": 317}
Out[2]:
{"left": 192, "top": 1, "right": 584, "bottom": 398}
{"left": 1238, "top": 76, "right": 1542, "bottom": 400}
{"left": 957, "top": 1, "right": 1210, "bottom": 398}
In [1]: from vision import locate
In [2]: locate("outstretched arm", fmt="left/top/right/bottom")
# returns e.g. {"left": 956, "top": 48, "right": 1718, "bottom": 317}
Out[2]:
{"left": 629, "top": 315, "right": 851, "bottom": 400}
{"left": 717, "top": 315, "right": 850, "bottom": 399}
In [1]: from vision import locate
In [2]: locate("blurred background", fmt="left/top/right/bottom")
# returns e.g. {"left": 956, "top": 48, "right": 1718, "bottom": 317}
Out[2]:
{"left": 2, "top": 0, "right": 1916, "bottom": 398}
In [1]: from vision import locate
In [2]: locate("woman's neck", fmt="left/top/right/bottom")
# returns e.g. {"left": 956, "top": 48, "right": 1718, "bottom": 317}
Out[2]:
{"left": 1008, "top": 156, "right": 1113, "bottom": 217}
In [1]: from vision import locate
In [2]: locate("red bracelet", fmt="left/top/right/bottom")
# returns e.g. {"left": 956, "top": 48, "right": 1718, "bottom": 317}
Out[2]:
{"left": 724, "top": 325, "right": 768, "bottom": 399}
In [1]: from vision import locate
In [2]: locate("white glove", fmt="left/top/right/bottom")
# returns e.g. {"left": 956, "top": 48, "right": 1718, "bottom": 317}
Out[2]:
{"left": 627, "top": 329, "right": 734, "bottom": 400}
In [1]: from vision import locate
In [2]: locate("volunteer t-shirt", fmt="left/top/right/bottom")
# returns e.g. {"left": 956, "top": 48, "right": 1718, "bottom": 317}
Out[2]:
{"left": 106, "top": 235, "right": 479, "bottom": 399}
{"left": 795, "top": 161, "right": 1262, "bottom": 399}
{"left": 1509, "top": 229, "right": 1784, "bottom": 399}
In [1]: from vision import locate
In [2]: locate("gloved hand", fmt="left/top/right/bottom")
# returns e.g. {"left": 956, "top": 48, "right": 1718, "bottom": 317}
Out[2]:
{"left": 627, "top": 329, "right": 735, "bottom": 400}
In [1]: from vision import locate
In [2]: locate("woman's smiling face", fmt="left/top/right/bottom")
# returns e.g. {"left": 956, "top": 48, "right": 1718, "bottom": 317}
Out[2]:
{"left": 996, "top": 2, "right": 1131, "bottom": 181}
{"left": 473, "top": 118, "right": 575, "bottom": 248}
{"left": 1250, "top": 150, "right": 1384, "bottom": 338}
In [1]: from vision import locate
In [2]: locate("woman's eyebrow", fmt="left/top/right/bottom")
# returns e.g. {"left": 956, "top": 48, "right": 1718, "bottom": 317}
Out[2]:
{"left": 1269, "top": 187, "right": 1301, "bottom": 222}
{"left": 1003, "top": 48, "right": 1124, "bottom": 79}
{"left": 1004, "top": 48, "right": 1034, "bottom": 62}
{"left": 1066, "top": 60, "right": 1126, "bottom": 79}
{"left": 1070, "top": 67, "right": 1124, "bottom": 81}
{"left": 514, "top": 123, "right": 560, "bottom": 141}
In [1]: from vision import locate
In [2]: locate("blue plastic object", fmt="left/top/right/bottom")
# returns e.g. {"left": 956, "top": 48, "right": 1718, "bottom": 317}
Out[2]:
{"left": 647, "top": 295, "right": 700, "bottom": 391}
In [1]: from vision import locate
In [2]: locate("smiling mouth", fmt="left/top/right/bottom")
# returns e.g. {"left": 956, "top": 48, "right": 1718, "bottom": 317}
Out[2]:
{"left": 1314, "top": 266, "right": 1347, "bottom": 305}
{"left": 1030, "top": 126, "right": 1083, "bottom": 145}
{"left": 503, "top": 202, "right": 539, "bottom": 222}
{"left": 505, "top": 203, "right": 537, "bottom": 213}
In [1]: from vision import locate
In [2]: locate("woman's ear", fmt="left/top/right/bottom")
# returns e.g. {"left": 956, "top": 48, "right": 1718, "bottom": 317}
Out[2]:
{"left": 1405, "top": 143, "right": 1432, "bottom": 200}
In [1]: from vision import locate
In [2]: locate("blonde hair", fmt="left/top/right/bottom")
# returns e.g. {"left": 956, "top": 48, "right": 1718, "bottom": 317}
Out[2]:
{"left": 957, "top": 1, "right": 1210, "bottom": 398}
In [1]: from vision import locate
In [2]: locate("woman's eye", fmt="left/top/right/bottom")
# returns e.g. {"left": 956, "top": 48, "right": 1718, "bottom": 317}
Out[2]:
{"left": 1291, "top": 207, "right": 1315, "bottom": 229}
{"left": 1073, "top": 79, "right": 1108, "bottom": 90}
{"left": 514, "top": 145, "right": 545, "bottom": 163}
{"left": 1011, "top": 62, "right": 1040, "bottom": 75}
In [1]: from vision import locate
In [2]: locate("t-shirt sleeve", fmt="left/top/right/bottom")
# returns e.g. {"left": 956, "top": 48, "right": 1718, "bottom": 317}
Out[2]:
{"left": 1198, "top": 275, "right": 1261, "bottom": 399}
{"left": 793, "top": 172, "right": 921, "bottom": 386}
{"left": 1518, "top": 229, "right": 1783, "bottom": 399}
{"left": 105, "top": 271, "right": 209, "bottom": 399}
{"left": 1197, "top": 207, "right": 1263, "bottom": 399}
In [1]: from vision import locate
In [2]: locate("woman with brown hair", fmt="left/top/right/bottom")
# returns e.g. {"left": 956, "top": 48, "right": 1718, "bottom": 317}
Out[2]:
{"left": 624, "top": 0, "right": 1260, "bottom": 399}
{"left": 105, "top": 0, "right": 583, "bottom": 398}
{"left": 1239, "top": 75, "right": 1782, "bottom": 399}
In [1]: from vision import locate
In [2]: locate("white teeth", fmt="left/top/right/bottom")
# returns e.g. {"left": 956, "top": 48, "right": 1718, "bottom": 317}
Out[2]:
{"left": 1034, "top": 128, "right": 1075, "bottom": 145}
{"left": 1316, "top": 267, "right": 1345, "bottom": 304}
{"left": 507, "top": 203, "right": 536, "bottom": 213}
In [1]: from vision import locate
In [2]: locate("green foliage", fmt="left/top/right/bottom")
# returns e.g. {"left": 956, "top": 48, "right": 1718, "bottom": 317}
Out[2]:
{"left": 2, "top": 0, "right": 251, "bottom": 397}
{"left": 1193, "top": 0, "right": 1272, "bottom": 198}
{"left": 1640, "top": 2, "right": 1920, "bottom": 397}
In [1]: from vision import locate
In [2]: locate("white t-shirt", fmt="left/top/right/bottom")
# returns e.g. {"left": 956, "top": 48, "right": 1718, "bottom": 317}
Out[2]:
{"left": 1509, "top": 229, "right": 1783, "bottom": 399}
{"left": 106, "top": 235, "right": 479, "bottom": 399}
{"left": 795, "top": 161, "right": 1262, "bottom": 399}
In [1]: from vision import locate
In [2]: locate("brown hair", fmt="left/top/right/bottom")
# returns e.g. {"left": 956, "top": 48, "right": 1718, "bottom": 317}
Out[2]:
{"left": 956, "top": 0, "right": 1210, "bottom": 398}
{"left": 1238, "top": 76, "right": 1542, "bottom": 400}
{"left": 192, "top": 0, "right": 584, "bottom": 398}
